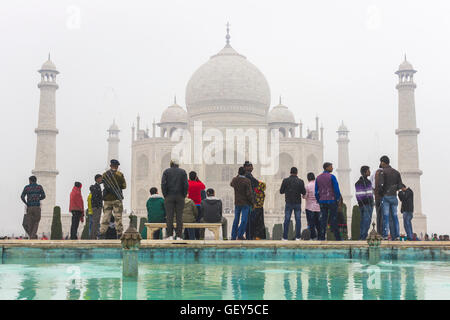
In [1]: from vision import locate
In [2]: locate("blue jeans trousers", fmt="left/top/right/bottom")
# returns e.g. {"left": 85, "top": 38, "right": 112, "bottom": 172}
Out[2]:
{"left": 283, "top": 203, "right": 301, "bottom": 239}
{"left": 402, "top": 212, "right": 413, "bottom": 240}
{"left": 231, "top": 205, "right": 251, "bottom": 240}
{"left": 359, "top": 204, "right": 374, "bottom": 240}
{"left": 381, "top": 196, "right": 400, "bottom": 239}
{"left": 319, "top": 202, "right": 341, "bottom": 240}
{"left": 305, "top": 209, "right": 320, "bottom": 239}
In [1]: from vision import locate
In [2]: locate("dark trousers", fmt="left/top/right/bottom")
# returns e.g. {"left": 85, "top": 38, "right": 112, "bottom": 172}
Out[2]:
{"left": 70, "top": 211, "right": 82, "bottom": 240}
{"left": 251, "top": 208, "right": 266, "bottom": 239}
{"left": 24, "top": 206, "right": 41, "bottom": 239}
{"left": 194, "top": 205, "right": 202, "bottom": 239}
{"left": 305, "top": 209, "right": 320, "bottom": 239}
{"left": 89, "top": 207, "right": 102, "bottom": 239}
{"left": 164, "top": 195, "right": 185, "bottom": 238}
{"left": 375, "top": 199, "right": 383, "bottom": 234}
{"left": 319, "top": 202, "right": 341, "bottom": 241}
{"left": 283, "top": 203, "right": 301, "bottom": 240}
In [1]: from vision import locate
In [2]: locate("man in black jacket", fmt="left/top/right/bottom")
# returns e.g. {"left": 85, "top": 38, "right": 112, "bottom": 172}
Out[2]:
{"left": 398, "top": 184, "right": 414, "bottom": 241}
{"left": 161, "top": 159, "right": 189, "bottom": 240}
{"left": 199, "top": 188, "right": 228, "bottom": 240}
{"left": 244, "top": 161, "right": 258, "bottom": 239}
{"left": 280, "top": 167, "right": 306, "bottom": 240}
{"left": 89, "top": 174, "right": 103, "bottom": 239}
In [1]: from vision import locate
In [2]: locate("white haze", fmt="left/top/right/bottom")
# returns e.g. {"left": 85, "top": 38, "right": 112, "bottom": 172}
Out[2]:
{"left": 0, "top": 0, "right": 448, "bottom": 235}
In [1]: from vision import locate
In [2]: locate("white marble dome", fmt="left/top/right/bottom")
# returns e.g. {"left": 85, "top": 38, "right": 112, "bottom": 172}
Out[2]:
{"left": 160, "top": 102, "right": 188, "bottom": 123}
{"left": 40, "top": 58, "right": 57, "bottom": 72}
{"left": 398, "top": 59, "right": 414, "bottom": 71}
{"left": 185, "top": 44, "right": 271, "bottom": 117}
{"left": 268, "top": 103, "right": 295, "bottom": 123}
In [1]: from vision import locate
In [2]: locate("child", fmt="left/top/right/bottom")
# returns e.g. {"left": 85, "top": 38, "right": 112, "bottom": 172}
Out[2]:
{"left": 143, "top": 187, "right": 166, "bottom": 240}
{"left": 398, "top": 184, "right": 414, "bottom": 241}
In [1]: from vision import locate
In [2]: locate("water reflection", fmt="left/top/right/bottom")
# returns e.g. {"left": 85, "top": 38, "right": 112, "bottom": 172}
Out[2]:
{"left": 2, "top": 257, "right": 441, "bottom": 300}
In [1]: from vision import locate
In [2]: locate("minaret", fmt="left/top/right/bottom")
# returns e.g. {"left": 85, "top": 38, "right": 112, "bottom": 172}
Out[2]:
{"left": 107, "top": 120, "right": 120, "bottom": 165}
{"left": 395, "top": 56, "right": 426, "bottom": 232}
{"left": 32, "top": 54, "right": 59, "bottom": 235}
{"left": 336, "top": 121, "right": 352, "bottom": 207}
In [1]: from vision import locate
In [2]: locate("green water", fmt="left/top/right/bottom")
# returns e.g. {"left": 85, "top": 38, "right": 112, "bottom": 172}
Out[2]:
{"left": 0, "top": 258, "right": 449, "bottom": 300}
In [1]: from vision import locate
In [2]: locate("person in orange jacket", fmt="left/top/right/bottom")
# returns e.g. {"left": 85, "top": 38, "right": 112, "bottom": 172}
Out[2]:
{"left": 69, "top": 181, "right": 84, "bottom": 240}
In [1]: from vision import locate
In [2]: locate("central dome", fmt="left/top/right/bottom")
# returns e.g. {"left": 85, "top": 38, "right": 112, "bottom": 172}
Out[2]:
{"left": 185, "top": 43, "right": 271, "bottom": 119}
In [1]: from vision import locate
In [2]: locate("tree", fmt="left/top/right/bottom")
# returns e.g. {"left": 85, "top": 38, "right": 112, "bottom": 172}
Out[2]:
{"left": 50, "top": 206, "right": 63, "bottom": 240}
{"left": 272, "top": 224, "right": 282, "bottom": 240}
{"left": 139, "top": 217, "right": 148, "bottom": 239}
{"left": 351, "top": 205, "right": 361, "bottom": 240}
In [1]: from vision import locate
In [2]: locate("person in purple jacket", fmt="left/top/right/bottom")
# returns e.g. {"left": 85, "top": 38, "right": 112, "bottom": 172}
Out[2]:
{"left": 355, "top": 166, "right": 374, "bottom": 240}
{"left": 315, "top": 162, "right": 342, "bottom": 241}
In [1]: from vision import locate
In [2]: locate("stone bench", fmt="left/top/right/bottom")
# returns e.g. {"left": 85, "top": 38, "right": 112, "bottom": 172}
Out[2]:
{"left": 144, "top": 223, "right": 223, "bottom": 240}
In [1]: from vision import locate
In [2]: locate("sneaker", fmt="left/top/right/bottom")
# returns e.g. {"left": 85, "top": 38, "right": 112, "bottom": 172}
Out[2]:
{"left": 295, "top": 238, "right": 301, "bottom": 241}
{"left": 165, "top": 236, "right": 174, "bottom": 240}
{"left": 281, "top": 238, "right": 288, "bottom": 241}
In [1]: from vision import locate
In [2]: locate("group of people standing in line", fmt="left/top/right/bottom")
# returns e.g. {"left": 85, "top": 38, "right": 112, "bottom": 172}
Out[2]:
{"left": 20, "top": 154, "right": 415, "bottom": 241}
{"left": 21, "top": 159, "right": 127, "bottom": 240}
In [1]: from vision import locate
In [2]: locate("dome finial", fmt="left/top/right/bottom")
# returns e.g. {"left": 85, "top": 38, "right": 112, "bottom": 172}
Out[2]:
{"left": 174, "top": 94, "right": 177, "bottom": 104}
{"left": 279, "top": 95, "right": 282, "bottom": 105}
{"left": 226, "top": 22, "right": 231, "bottom": 45}
{"left": 48, "top": 52, "right": 51, "bottom": 60}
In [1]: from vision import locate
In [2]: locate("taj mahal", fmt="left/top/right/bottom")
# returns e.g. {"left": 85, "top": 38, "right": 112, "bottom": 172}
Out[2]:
{"left": 31, "top": 27, "right": 427, "bottom": 238}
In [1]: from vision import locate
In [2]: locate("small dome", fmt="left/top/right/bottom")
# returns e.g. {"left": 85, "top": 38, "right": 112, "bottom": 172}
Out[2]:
{"left": 40, "top": 55, "right": 57, "bottom": 72}
{"left": 160, "top": 102, "right": 188, "bottom": 123}
{"left": 109, "top": 121, "right": 119, "bottom": 131}
{"left": 398, "top": 56, "right": 414, "bottom": 71}
{"left": 337, "top": 121, "right": 348, "bottom": 132}
{"left": 267, "top": 102, "right": 295, "bottom": 123}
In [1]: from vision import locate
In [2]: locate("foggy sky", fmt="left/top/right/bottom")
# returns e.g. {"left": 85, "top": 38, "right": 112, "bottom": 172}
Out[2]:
{"left": 1, "top": 0, "right": 449, "bottom": 235}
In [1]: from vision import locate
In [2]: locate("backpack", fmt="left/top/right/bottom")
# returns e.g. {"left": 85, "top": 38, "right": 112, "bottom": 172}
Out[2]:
{"left": 301, "top": 228, "right": 311, "bottom": 240}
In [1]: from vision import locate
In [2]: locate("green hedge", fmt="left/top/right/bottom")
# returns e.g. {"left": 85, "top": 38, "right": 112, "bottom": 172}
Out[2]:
{"left": 50, "top": 206, "right": 63, "bottom": 240}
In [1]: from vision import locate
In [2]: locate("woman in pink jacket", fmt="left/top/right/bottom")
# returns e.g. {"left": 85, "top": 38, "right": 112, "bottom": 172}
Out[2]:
{"left": 69, "top": 182, "right": 84, "bottom": 240}
{"left": 303, "top": 173, "right": 321, "bottom": 239}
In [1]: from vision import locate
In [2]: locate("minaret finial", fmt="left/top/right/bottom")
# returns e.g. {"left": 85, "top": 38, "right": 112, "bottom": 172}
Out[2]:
{"left": 279, "top": 95, "right": 282, "bottom": 105}
{"left": 226, "top": 22, "right": 231, "bottom": 45}
{"left": 48, "top": 52, "right": 50, "bottom": 60}
{"left": 404, "top": 53, "right": 407, "bottom": 61}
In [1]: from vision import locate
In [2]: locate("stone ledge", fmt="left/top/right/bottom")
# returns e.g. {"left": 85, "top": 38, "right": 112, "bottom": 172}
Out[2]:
{"left": 1, "top": 240, "right": 449, "bottom": 249}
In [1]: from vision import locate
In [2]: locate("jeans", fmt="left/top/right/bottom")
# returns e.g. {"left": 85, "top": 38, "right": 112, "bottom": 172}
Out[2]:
{"left": 185, "top": 228, "right": 196, "bottom": 240}
{"left": 375, "top": 199, "right": 383, "bottom": 234}
{"left": 231, "top": 205, "right": 251, "bottom": 240}
{"left": 319, "top": 202, "right": 341, "bottom": 240}
{"left": 70, "top": 211, "right": 82, "bottom": 240}
{"left": 381, "top": 196, "right": 400, "bottom": 239}
{"left": 359, "top": 204, "right": 374, "bottom": 240}
{"left": 402, "top": 212, "right": 413, "bottom": 240}
{"left": 283, "top": 203, "right": 301, "bottom": 240}
{"left": 305, "top": 209, "right": 320, "bottom": 239}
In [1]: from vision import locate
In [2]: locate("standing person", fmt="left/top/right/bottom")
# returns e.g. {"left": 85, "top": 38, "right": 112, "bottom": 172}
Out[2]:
{"left": 187, "top": 171, "right": 205, "bottom": 239}
{"left": 243, "top": 161, "right": 259, "bottom": 239}
{"left": 280, "top": 167, "right": 306, "bottom": 241}
{"left": 89, "top": 174, "right": 103, "bottom": 240}
{"left": 144, "top": 187, "right": 166, "bottom": 240}
{"left": 69, "top": 182, "right": 84, "bottom": 240}
{"left": 398, "top": 184, "right": 414, "bottom": 241}
{"left": 370, "top": 165, "right": 384, "bottom": 234}
{"left": 376, "top": 155, "right": 403, "bottom": 240}
{"left": 252, "top": 181, "right": 267, "bottom": 240}
{"left": 100, "top": 159, "right": 126, "bottom": 239}
{"left": 199, "top": 188, "right": 228, "bottom": 240}
{"left": 230, "top": 167, "right": 254, "bottom": 240}
{"left": 20, "top": 176, "right": 46, "bottom": 239}
{"left": 315, "top": 162, "right": 342, "bottom": 241}
{"left": 355, "top": 166, "right": 374, "bottom": 240}
{"left": 303, "top": 173, "right": 321, "bottom": 240}
{"left": 161, "top": 159, "right": 189, "bottom": 240}
{"left": 182, "top": 196, "right": 198, "bottom": 240}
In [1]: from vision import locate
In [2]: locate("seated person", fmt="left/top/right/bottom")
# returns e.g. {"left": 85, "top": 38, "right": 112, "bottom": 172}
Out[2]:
{"left": 199, "top": 188, "right": 228, "bottom": 240}
{"left": 143, "top": 187, "right": 166, "bottom": 239}
{"left": 182, "top": 197, "right": 198, "bottom": 240}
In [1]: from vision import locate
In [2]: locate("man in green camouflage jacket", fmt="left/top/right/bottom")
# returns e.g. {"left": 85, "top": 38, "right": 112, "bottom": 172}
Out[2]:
{"left": 100, "top": 159, "right": 126, "bottom": 239}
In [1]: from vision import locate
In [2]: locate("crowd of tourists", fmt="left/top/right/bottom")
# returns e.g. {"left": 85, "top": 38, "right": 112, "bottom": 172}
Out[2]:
{"left": 16, "top": 155, "right": 443, "bottom": 241}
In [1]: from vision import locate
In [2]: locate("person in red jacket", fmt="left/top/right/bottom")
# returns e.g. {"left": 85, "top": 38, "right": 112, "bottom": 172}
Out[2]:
{"left": 69, "top": 182, "right": 84, "bottom": 240}
{"left": 188, "top": 171, "right": 206, "bottom": 239}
